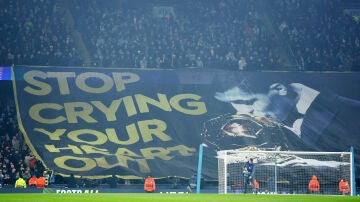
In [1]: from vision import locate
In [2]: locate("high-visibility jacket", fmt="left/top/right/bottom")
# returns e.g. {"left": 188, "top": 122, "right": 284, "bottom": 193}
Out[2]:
{"left": 15, "top": 178, "right": 27, "bottom": 188}
{"left": 144, "top": 176, "right": 156, "bottom": 192}
{"left": 36, "top": 176, "right": 46, "bottom": 188}
{"left": 338, "top": 180, "right": 350, "bottom": 194}
{"left": 253, "top": 179, "right": 259, "bottom": 189}
{"left": 308, "top": 175, "right": 320, "bottom": 192}
{"left": 29, "top": 176, "right": 37, "bottom": 186}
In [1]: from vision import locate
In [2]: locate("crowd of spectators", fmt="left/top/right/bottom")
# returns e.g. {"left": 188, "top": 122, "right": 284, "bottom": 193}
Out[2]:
{"left": 0, "top": 0, "right": 359, "bottom": 71}
{"left": 271, "top": 0, "right": 360, "bottom": 71}
{"left": 71, "top": 0, "right": 280, "bottom": 70}
{"left": 0, "top": 0, "right": 82, "bottom": 67}
{"left": 0, "top": 82, "right": 45, "bottom": 188}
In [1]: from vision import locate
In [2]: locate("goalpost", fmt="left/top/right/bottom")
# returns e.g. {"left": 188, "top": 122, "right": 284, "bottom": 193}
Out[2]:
{"left": 217, "top": 149, "right": 355, "bottom": 195}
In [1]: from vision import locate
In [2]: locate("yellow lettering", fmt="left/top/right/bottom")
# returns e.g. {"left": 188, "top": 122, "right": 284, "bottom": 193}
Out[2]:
{"left": 114, "top": 148, "right": 142, "bottom": 158}
{"left": 135, "top": 93, "right": 171, "bottom": 113}
{"left": 134, "top": 158, "right": 151, "bottom": 173}
{"left": 34, "top": 128, "right": 66, "bottom": 140}
{"left": 112, "top": 72, "right": 139, "bottom": 92}
{"left": 54, "top": 156, "right": 96, "bottom": 171}
{"left": 24, "top": 71, "right": 141, "bottom": 95}
{"left": 167, "top": 145, "right": 197, "bottom": 156}
{"left": 170, "top": 94, "right": 207, "bottom": 115}
{"left": 140, "top": 147, "right": 173, "bottom": 160}
{"left": 138, "top": 119, "right": 171, "bottom": 143}
{"left": 95, "top": 156, "right": 130, "bottom": 168}
{"left": 80, "top": 145, "right": 110, "bottom": 155}
{"left": 64, "top": 102, "right": 97, "bottom": 123}
{"left": 27, "top": 93, "right": 207, "bottom": 124}
{"left": 45, "top": 144, "right": 83, "bottom": 154}
{"left": 91, "top": 100, "right": 121, "bottom": 121}
{"left": 24, "top": 70, "right": 52, "bottom": 96}
{"left": 106, "top": 127, "right": 140, "bottom": 145}
{"left": 122, "top": 96, "right": 138, "bottom": 117}
{"left": 47, "top": 72, "right": 76, "bottom": 95}
{"left": 50, "top": 144, "right": 196, "bottom": 174}
{"left": 29, "top": 103, "right": 66, "bottom": 124}
{"left": 67, "top": 129, "right": 108, "bottom": 145}
{"left": 75, "top": 72, "right": 114, "bottom": 93}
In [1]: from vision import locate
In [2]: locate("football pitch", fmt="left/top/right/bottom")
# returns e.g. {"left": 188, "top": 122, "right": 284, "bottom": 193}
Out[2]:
{"left": 0, "top": 193, "right": 358, "bottom": 202}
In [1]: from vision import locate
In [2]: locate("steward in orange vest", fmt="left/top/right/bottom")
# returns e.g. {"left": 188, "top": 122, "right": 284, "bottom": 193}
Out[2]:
{"left": 253, "top": 179, "right": 259, "bottom": 189}
{"left": 144, "top": 176, "right": 156, "bottom": 193}
{"left": 308, "top": 175, "right": 320, "bottom": 193}
{"left": 28, "top": 175, "right": 37, "bottom": 187}
{"left": 36, "top": 176, "right": 46, "bottom": 188}
{"left": 250, "top": 179, "right": 259, "bottom": 193}
{"left": 338, "top": 179, "right": 350, "bottom": 195}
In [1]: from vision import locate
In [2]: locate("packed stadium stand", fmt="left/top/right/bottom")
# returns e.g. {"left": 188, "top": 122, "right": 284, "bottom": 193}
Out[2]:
{"left": 0, "top": 0, "right": 359, "bottom": 70}
{"left": 0, "top": 0, "right": 360, "bottom": 191}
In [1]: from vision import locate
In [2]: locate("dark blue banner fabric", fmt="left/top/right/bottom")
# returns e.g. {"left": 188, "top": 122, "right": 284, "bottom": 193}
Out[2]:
{"left": 12, "top": 66, "right": 360, "bottom": 179}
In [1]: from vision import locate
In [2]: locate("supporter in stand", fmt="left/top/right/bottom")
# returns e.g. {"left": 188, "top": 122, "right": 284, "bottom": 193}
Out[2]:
{"left": 0, "top": 0, "right": 358, "bottom": 71}
{"left": 14, "top": 175, "right": 26, "bottom": 188}
{"left": 270, "top": 0, "right": 360, "bottom": 71}
{"left": 28, "top": 175, "right": 37, "bottom": 187}
{"left": 22, "top": 168, "right": 31, "bottom": 184}
{"left": 36, "top": 175, "right": 46, "bottom": 188}
{"left": 0, "top": 82, "right": 45, "bottom": 188}
{"left": 0, "top": 170, "right": 4, "bottom": 188}
{"left": 0, "top": 0, "right": 81, "bottom": 66}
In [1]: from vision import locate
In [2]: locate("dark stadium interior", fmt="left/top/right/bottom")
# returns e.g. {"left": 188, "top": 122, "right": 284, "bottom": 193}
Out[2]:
{"left": 0, "top": 0, "right": 360, "bottom": 193}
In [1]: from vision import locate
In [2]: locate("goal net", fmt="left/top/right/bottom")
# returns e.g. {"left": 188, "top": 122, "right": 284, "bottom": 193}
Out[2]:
{"left": 217, "top": 149, "right": 354, "bottom": 195}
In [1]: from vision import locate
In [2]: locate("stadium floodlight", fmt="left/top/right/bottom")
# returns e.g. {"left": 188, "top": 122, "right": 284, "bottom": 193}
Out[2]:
{"left": 217, "top": 149, "right": 355, "bottom": 195}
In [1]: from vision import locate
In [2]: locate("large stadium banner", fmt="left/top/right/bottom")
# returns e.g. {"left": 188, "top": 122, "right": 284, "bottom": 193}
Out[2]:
{"left": 12, "top": 66, "right": 360, "bottom": 179}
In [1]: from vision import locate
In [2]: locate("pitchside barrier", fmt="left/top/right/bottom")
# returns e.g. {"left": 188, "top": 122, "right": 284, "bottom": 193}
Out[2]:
{"left": 0, "top": 184, "right": 218, "bottom": 194}
{"left": 217, "top": 149, "right": 355, "bottom": 195}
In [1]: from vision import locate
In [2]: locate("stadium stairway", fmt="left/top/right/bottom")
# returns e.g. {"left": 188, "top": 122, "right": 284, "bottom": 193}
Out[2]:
{"left": 60, "top": 1, "right": 92, "bottom": 66}
{"left": 253, "top": 1, "right": 300, "bottom": 71}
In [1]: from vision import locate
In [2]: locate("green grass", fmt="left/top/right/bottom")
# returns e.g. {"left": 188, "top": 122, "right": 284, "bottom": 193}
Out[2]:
{"left": 0, "top": 193, "right": 359, "bottom": 202}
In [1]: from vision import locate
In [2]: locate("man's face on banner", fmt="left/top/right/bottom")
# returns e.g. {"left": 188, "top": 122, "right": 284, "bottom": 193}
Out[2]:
{"left": 215, "top": 83, "right": 298, "bottom": 123}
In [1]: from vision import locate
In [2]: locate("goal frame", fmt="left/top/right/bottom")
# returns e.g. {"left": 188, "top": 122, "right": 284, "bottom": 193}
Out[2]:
{"left": 217, "top": 149, "right": 355, "bottom": 195}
